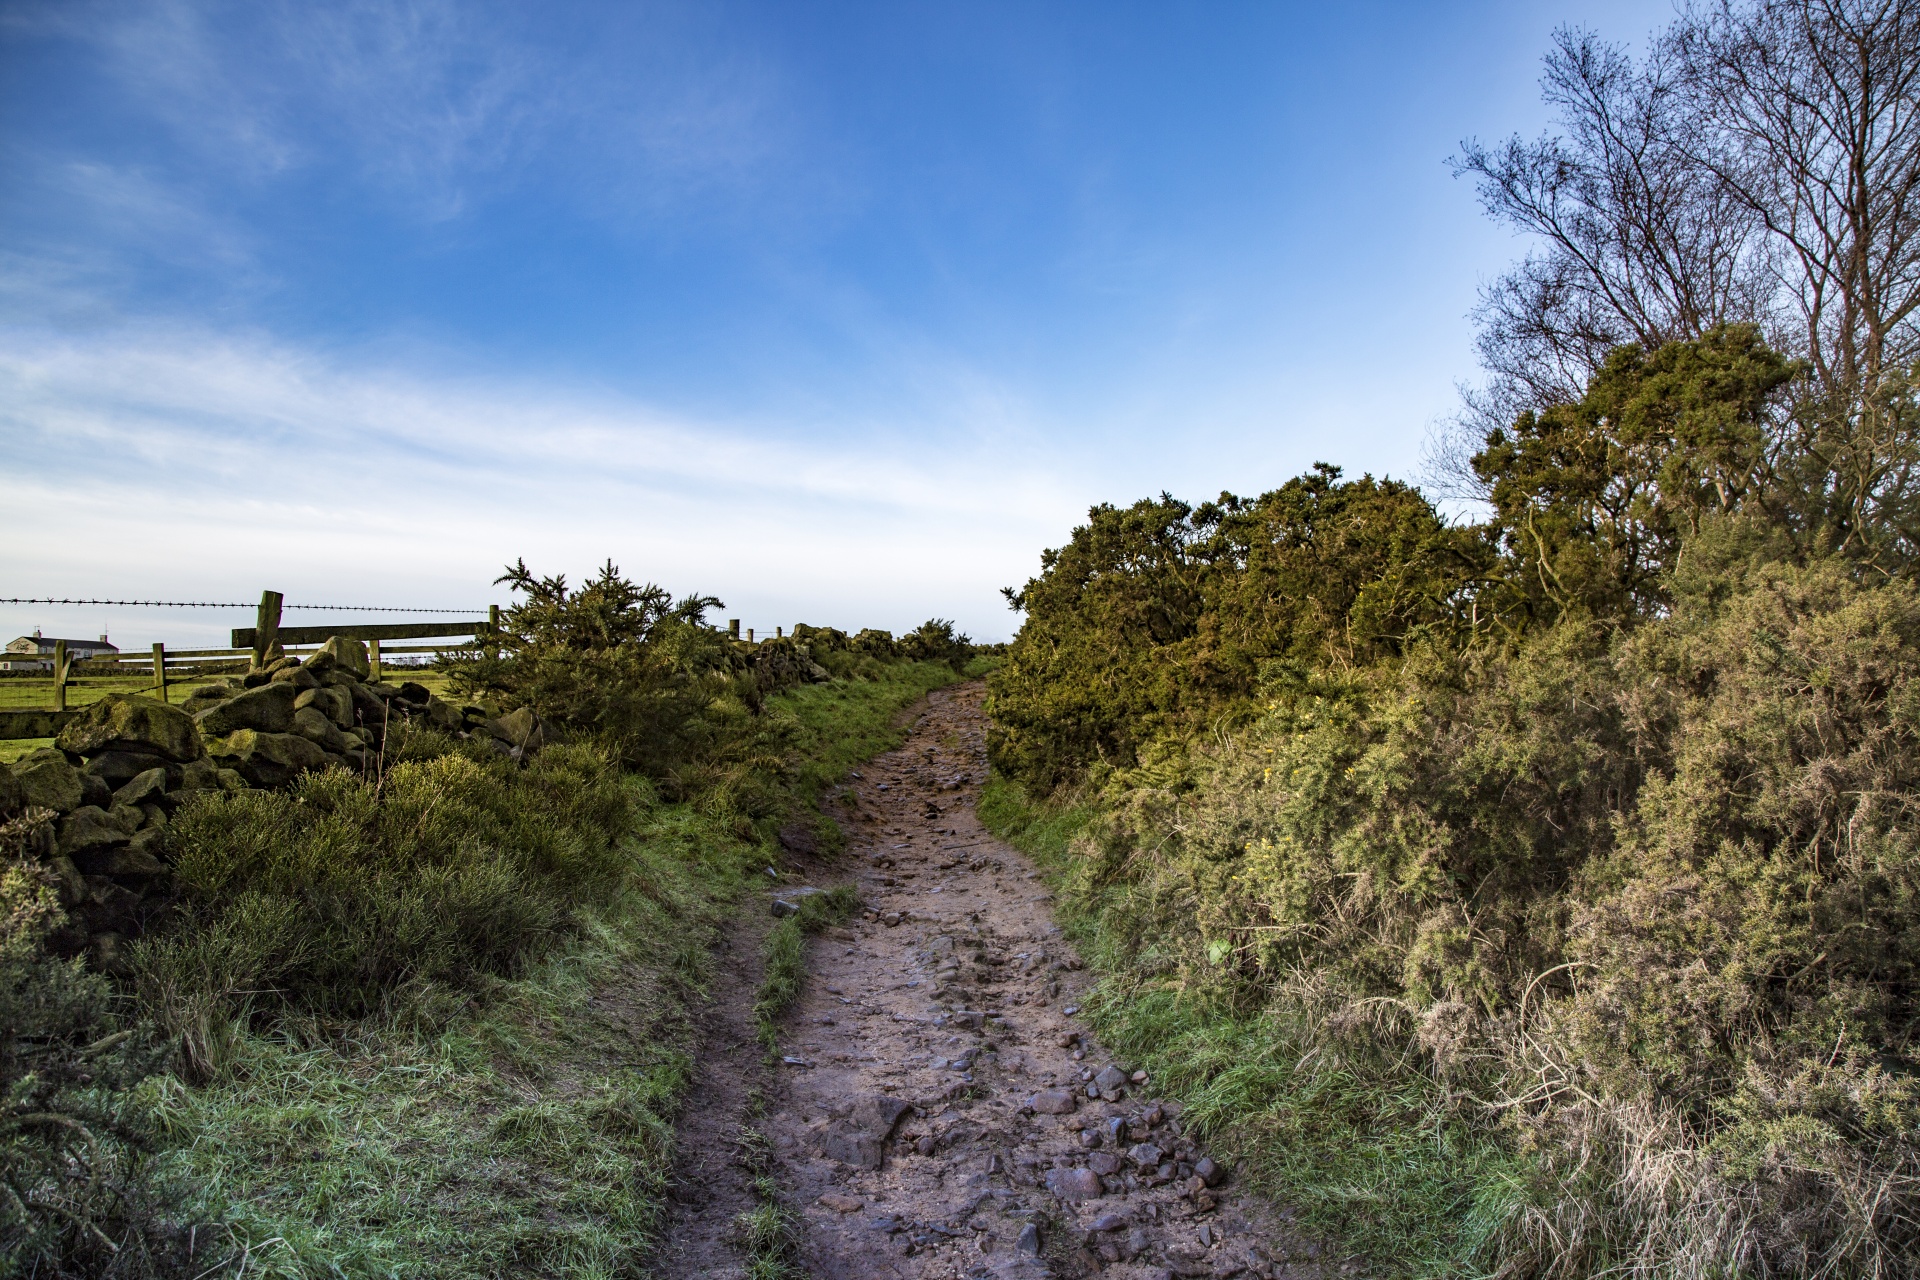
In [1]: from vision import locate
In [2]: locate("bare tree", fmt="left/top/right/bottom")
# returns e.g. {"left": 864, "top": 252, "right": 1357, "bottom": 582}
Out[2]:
{"left": 1453, "top": 29, "right": 1768, "bottom": 413}
{"left": 1677, "top": 0, "right": 1920, "bottom": 401}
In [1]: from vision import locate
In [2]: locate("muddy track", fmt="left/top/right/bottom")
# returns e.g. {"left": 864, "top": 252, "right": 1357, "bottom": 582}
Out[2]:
{"left": 652, "top": 681, "right": 1327, "bottom": 1280}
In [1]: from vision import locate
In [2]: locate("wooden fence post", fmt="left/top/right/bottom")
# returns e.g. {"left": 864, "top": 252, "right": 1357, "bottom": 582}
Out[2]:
{"left": 253, "top": 590, "right": 283, "bottom": 669}
{"left": 52, "top": 640, "right": 68, "bottom": 712}
{"left": 728, "top": 619, "right": 740, "bottom": 640}
{"left": 369, "top": 638, "right": 382, "bottom": 682}
{"left": 152, "top": 642, "right": 167, "bottom": 702}
{"left": 488, "top": 605, "right": 501, "bottom": 661}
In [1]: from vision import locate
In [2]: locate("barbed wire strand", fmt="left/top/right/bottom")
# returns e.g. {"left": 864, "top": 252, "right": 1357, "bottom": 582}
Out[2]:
{"left": 0, "top": 598, "right": 487, "bottom": 612}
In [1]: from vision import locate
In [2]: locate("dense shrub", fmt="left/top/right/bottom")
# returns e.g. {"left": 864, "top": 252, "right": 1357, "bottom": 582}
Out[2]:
{"left": 440, "top": 559, "right": 741, "bottom": 773}
{"left": 988, "top": 330, "right": 1920, "bottom": 1275}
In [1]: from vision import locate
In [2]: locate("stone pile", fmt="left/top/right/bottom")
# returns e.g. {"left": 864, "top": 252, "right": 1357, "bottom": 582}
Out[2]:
{"left": 0, "top": 634, "right": 549, "bottom": 968}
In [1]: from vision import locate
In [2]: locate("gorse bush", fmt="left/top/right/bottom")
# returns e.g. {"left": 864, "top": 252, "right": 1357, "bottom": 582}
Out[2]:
{"left": 987, "top": 328, "right": 1920, "bottom": 1276}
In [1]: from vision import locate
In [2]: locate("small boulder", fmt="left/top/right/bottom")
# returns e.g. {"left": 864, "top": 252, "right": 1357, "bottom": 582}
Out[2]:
{"left": 57, "top": 804, "right": 141, "bottom": 857}
{"left": 292, "top": 706, "right": 352, "bottom": 754}
{"left": 56, "top": 694, "right": 202, "bottom": 763}
{"left": 270, "top": 665, "right": 320, "bottom": 691}
{"left": 1029, "top": 1089, "right": 1078, "bottom": 1115}
{"left": 83, "top": 750, "right": 174, "bottom": 789}
{"left": 483, "top": 707, "right": 545, "bottom": 752}
{"left": 1127, "top": 1142, "right": 1164, "bottom": 1170}
{"left": 112, "top": 768, "right": 170, "bottom": 810}
{"left": 1043, "top": 1167, "right": 1104, "bottom": 1201}
{"left": 15, "top": 755, "right": 84, "bottom": 813}
{"left": 0, "top": 764, "right": 21, "bottom": 818}
{"left": 206, "top": 729, "right": 330, "bottom": 788}
{"left": 316, "top": 635, "right": 371, "bottom": 681}
{"left": 177, "top": 757, "right": 222, "bottom": 792}
{"left": 78, "top": 771, "right": 113, "bottom": 809}
{"left": 818, "top": 1096, "right": 910, "bottom": 1170}
{"left": 195, "top": 682, "right": 298, "bottom": 737}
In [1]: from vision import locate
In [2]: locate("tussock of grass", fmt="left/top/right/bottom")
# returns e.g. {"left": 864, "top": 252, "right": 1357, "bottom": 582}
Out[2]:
{"left": 755, "top": 884, "right": 860, "bottom": 1048}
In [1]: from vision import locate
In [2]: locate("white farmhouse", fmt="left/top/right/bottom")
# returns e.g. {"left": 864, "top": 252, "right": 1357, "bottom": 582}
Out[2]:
{"left": 1, "top": 629, "right": 119, "bottom": 672}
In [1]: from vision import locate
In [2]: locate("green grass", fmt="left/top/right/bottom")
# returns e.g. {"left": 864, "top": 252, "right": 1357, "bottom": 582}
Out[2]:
{"left": 754, "top": 884, "right": 861, "bottom": 1049}
{"left": 977, "top": 772, "right": 1530, "bottom": 1280}
{"left": 112, "top": 663, "right": 964, "bottom": 1278}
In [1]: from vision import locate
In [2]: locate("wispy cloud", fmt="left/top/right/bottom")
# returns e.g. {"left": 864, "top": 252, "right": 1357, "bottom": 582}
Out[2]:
{"left": 0, "top": 323, "right": 1069, "bottom": 643}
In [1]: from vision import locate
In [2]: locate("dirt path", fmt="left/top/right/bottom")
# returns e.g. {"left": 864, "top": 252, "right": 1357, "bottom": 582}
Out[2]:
{"left": 655, "top": 680, "right": 1324, "bottom": 1280}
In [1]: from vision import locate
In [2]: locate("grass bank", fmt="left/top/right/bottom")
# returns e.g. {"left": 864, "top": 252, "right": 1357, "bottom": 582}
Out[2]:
{"left": 7, "top": 659, "right": 962, "bottom": 1278}
{"left": 978, "top": 773, "right": 1524, "bottom": 1278}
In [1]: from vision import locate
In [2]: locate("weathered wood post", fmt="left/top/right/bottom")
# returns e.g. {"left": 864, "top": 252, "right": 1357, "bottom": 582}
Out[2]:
{"left": 488, "top": 605, "right": 501, "bottom": 661}
{"left": 776, "top": 626, "right": 783, "bottom": 639}
{"left": 728, "top": 619, "right": 740, "bottom": 640}
{"left": 252, "top": 590, "right": 283, "bottom": 669}
{"left": 152, "top": 642, "right": 167, "bottom": 702}
{"left": 52, "top": 639, "right": 68, "bottom": 712}
{"left": 747, "top": 628, "right": 755, "bottom": 644}
{"left": 369, "top": 637, "right": 382, "bottom": 682}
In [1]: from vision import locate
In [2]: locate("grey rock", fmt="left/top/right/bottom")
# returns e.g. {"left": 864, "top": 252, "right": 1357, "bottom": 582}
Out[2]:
{"left": 316, "top": 636, "right": 371, "bottom": 680}
{"left": 1128, "top": 1142, "right": 1164, "bottom": 1169}
{"left": 0, "top": 764, "right": 21, "bottom": 819}
{"left": 292, "top": 705, "right": 352, "bottom": 754}
{"left": 270, "top": 665, "right": 320, "bottom": 691}
{"left": 1094, "top": 1066, "right": 1129, "bottom": 1093}
{"left": 79, "top": 771, "right": 114, "bottom": 809}
{"left": 112, "top": 768, "right": 169, "bottom": 810}
{"left": 483, "top": 707, "right": 545, "bottom": 751}
{"left": 16, "top": 756, "right": 83, "bottom": 814}
{"left": 177, "top": 757, "right": 222, "bottom": 791}
{"left": 1193, "top": 1155, "right": 1223, "bottom": 1186}
{"left": 1088, "top": 1151, "right": 1123, "bottom": 1176}
{"left": 205, "top": 729, "right": 329, "bottom": 788}
{"left": 84, "top": 750, "right": 172, "bottom": 789}
{"left": 1044, "top": 1167, "right": 1104, "bottom": 1201}
{"left": 57, "top": 805, "right": 139, "bottom": 856}
{"left": 819, "top": 1095, "right": 910, "bottom": 1170}
{"left": 56, "top": 693, "right": 202, "bottom": 763}
{"left": 196, "top": 682, "right": 297, "bottom": 736}
{"left": 1016, "top": 1223, "right": 1041, "bottom": 1255}
{"left": 1089, "top": 1213, "right": 1127, "bottom": 1232}
{"left": 1029, "top": 1089, "right": 1078, "bottom": 1115}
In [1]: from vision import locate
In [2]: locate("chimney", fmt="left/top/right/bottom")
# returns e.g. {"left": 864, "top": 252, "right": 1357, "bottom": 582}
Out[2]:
{"left": 99, "top": 634, "right": 109, "bottom": 644}
{"left": 32, "top": 628, "right": 41, "bottom": 639}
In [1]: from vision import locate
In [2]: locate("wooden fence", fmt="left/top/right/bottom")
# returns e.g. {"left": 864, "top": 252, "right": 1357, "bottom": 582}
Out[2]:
{"left": 0, "top": 591, "right": 499, "bottom": 741}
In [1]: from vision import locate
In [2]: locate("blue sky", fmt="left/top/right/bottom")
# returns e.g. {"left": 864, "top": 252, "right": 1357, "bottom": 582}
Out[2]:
{"left": 0, "top": 0, "right": 1674, "bottom": 646}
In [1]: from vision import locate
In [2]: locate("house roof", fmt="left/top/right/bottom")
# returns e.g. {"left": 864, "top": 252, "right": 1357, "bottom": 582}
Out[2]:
{"left": 4, "top": 636, "right": 119, "bottom": 653}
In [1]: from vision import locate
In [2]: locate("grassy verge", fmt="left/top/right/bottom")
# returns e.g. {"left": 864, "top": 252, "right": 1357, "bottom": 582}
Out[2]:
{"left": 754, "top": 884, "right": 860, "bottom": 1049}
{"left": 977, "top": 773, "right": 1526, "bottom": 1279}
{"left": 18, "top": 661, "right": 963, "bottom": 1278}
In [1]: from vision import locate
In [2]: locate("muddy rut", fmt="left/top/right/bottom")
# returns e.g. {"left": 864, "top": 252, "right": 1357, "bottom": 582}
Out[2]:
{"left": 652, "top": 681, "right": 1326, "bottom": 1280}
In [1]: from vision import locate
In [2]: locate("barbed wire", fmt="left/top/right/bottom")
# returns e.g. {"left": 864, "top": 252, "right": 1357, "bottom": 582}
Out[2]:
{"left": 0, "top": 598, "right": 487, "bottom": 612}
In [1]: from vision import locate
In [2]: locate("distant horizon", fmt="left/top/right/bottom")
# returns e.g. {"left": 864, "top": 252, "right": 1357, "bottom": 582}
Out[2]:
{"left": 1, "top": 0, "right": 1677, "bottom": 647}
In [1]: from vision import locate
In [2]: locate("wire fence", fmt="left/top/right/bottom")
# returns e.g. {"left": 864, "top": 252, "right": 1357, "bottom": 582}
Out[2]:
{"left": 1, "top": 598, "right": 487, "bottom": 612}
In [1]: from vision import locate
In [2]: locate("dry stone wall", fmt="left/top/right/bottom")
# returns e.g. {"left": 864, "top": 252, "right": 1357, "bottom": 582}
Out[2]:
{"left": 0, "top": 635, "right": 546, "bottom": 970}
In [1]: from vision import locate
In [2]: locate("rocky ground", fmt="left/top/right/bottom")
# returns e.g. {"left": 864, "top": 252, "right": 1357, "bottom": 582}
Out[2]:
{"left": 653, "top": 681, "right": 1329, "bottom": 1280}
